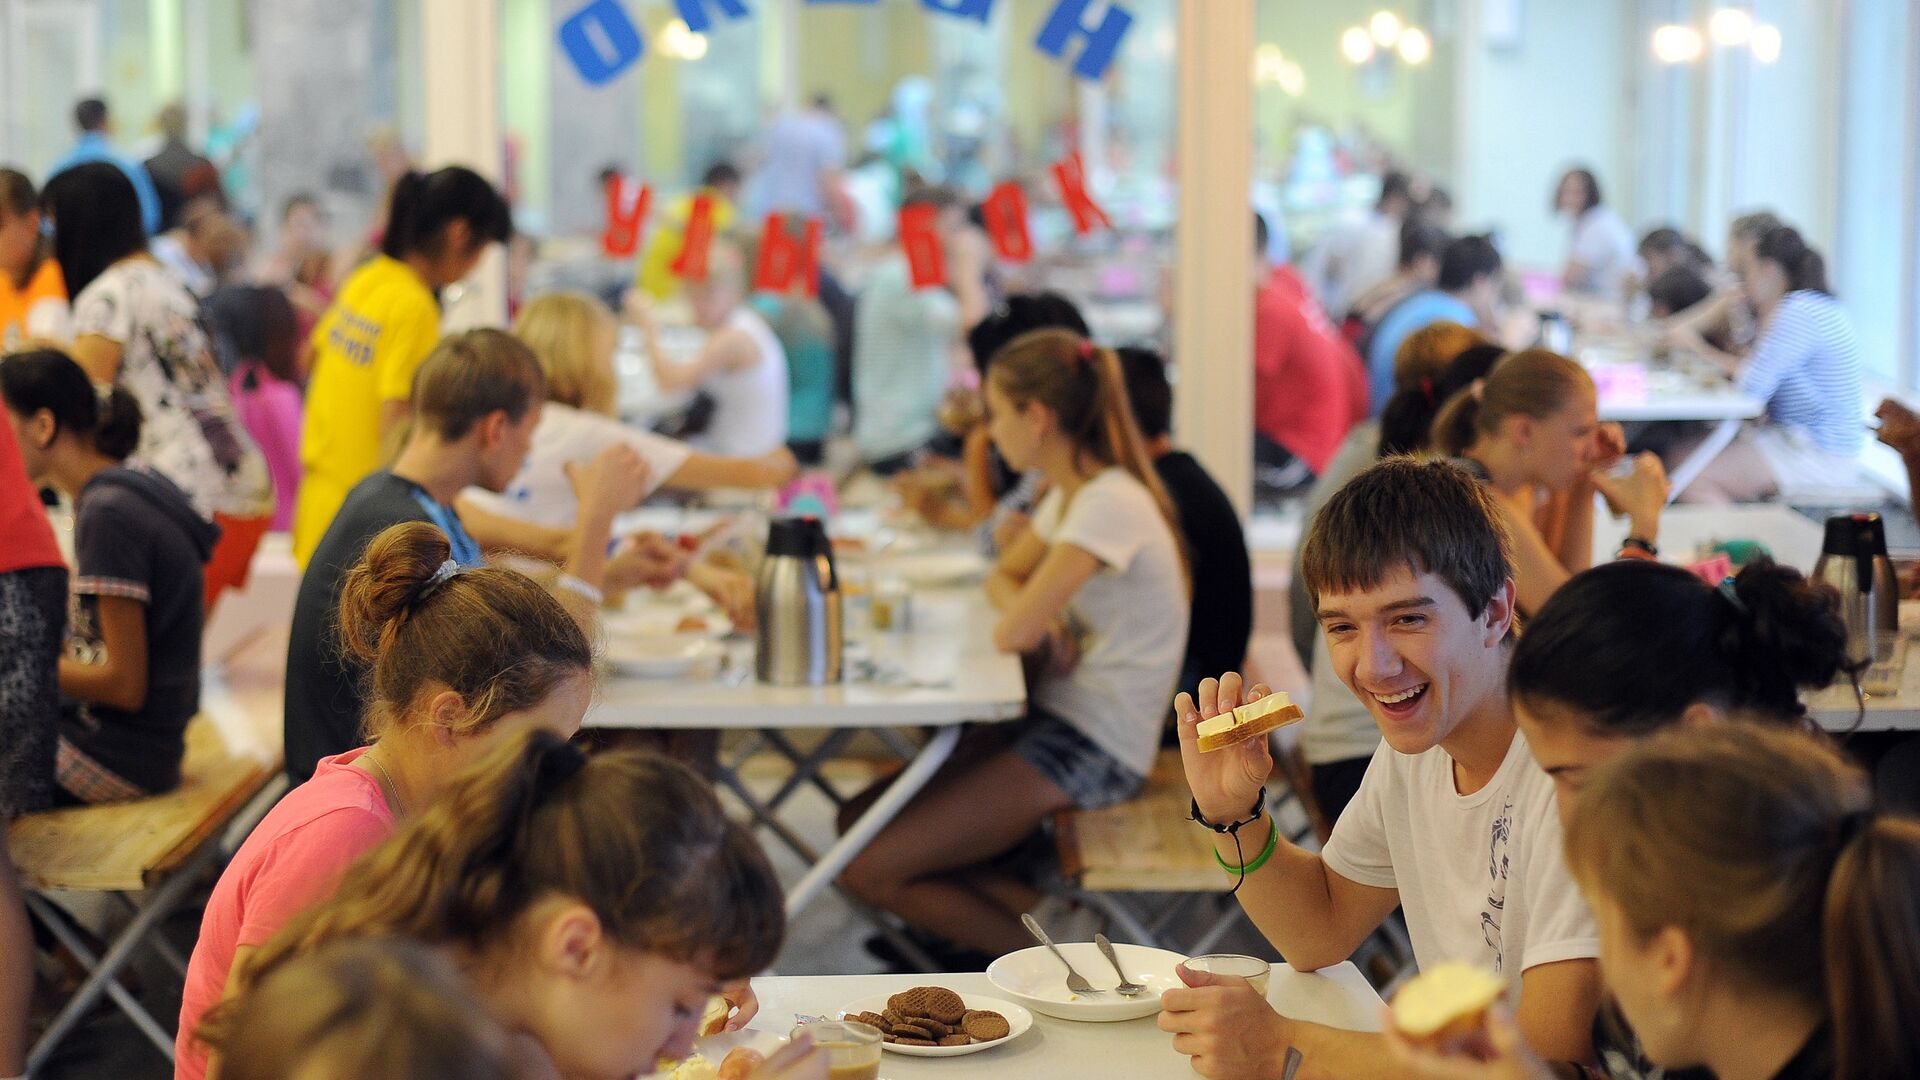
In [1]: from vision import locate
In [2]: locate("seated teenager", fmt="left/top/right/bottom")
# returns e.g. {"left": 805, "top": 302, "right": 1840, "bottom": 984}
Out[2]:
{"left": 1298, "top": 341, "right": 1508, "bottom": 828}
{"left": 840, "top": 331, "right": 1188, "bottom": 959}
{"left": 1117, "top": 345, "right": 1252, "bottom": 704}
{"left": 1345, "top": 218, "right": 1452, "bottom": 349}
{"left": 1365, "top": 235, "right": 1504, "bottom": 413}
{"left": 199, "top": 733, "right": 820, "bottom": 1080}
{"left": 1395, "top": 724, "right": 1920, "bottom": 1080}
{"left": 283, "top": 329, "right": 650, "bottom": 782}
{"left": 177, "top": 521, "right": 600, "bottom": 1080}
{"left": 1670, "top": 226, "right": 1865, "bottom": 504}
{"left": 207, "top": 285, "right": 305, "bottom": 531}
{"left": 1254, "top": 212, "right": 1369, "bottom": 489}
{"left": 2, "top": 350, "right": 215, "bottom": 804}
{"left": 207, "top": 938, "right": 525, "bottom": 1080}
{"left": 1162, "top": 457, "right": 1602, "bottom": 1079}
{"left": 1645, "top": 265, "right": 1712, "bottom": 322}
{"left": 1433, "top": 349, "right": 1669, "bottom": 615}
{"left": 1661, "top": 210, "right": 1782, "bottom": 358}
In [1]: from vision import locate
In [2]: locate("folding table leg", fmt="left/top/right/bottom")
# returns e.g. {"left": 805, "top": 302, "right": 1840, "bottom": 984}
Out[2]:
{"left": 25, "top": 847, "right": 212, "bottom": 1071}
{"left": 785, "top": 724, "right": 963, "bottom": 918}
{"left": 714, "top": 764, "right": 824, "bottom": 867}
{"left": 111, "top": 890, "right": 191, "bottom": 977}
{"left": 1666, "top": 416, "right": 1744, "bottom": 503}
{"left": 760, "top": 730, "right": 855, "bottom": 815}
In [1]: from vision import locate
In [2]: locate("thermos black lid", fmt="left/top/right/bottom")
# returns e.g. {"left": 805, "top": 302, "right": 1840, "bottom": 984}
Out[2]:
{"left": 1822, "top": 512, "right": 1887, "bottom": 557}
{"left": 766, "top": 516, "right": 828, "bottom": 558}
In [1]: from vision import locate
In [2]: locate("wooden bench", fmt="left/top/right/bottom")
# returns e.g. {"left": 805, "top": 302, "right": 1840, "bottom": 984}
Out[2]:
{"left": 1053, "top": 749, "right": 1318, "bottom": 955}
{"left": 8, "top": 634, "right": 284, "bottom": 1072}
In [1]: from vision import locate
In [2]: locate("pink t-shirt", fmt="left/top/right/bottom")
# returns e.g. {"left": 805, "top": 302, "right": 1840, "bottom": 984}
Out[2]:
{"left": 174, "top": 748, "right": 394, "bottom": 1079}
{"left": 228, "top": 362, "right": 304, "bottom": 531}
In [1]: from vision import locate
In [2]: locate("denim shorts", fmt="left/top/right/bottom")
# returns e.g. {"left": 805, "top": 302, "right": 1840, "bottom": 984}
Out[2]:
{"left": 1014, "top": 712, "right": 1145, "bottom": 811}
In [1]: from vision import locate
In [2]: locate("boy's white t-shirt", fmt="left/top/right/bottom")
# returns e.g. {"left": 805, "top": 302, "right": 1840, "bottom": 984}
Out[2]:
{"left": 460, "top": 402, "right": 692, "bottom": 529}
{"left": 1028, "top": 467, "right": 1188, "bottom": 778}
{"left": 1321, "top": 727, "right": 1599, "bottom": 1006}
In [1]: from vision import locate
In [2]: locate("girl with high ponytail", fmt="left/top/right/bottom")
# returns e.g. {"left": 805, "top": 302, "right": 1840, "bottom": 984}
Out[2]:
{"left": 176, "top": 521, "right": 599, "bottom": 1080}
{"left": 1434, "top": 348, "right": 1671, "bottom": 615}
{"left": 839, "top": 328, "right": 1191, "bottom": 959}
{"left": 202, "top": 733, "right": 814, "bottom": 1080}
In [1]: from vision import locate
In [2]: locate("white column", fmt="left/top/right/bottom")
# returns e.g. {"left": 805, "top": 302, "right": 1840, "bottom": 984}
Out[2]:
{"left": 420, "top": 0, "right": 506, "bottom": 330}
{"left": 1173, "top": 0, "right": 1254, "bottom": 514}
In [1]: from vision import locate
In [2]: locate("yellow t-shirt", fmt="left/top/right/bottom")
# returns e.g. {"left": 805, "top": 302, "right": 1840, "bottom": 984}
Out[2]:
{"left": 0, "top": 260, "right": 67, "bottom": 351}
{"left": 292, "top": 254, "right": 440, "bottom": 564}
{"left": 638, "top": 191, "right": 737, "bottom": 299}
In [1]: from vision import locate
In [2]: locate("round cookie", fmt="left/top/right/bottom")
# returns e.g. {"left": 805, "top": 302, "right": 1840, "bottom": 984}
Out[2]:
{"left": 917, "top": 1019, "right": 953, "bottom": 1038}
{"left": 938, "top": 1034, "right": 973, "bottom": 1046}
{"left": 920, "top": 988, "right": 967, "bottom": 1026}
{"left": 851, "top": 1011, "right": 888, "bottom": 1030}
{"left": 895, "top": 1037, "right": 937, "bottom": 1047}
{"left": 962, "top": 1011, "right": 1011, "bottom": 1042}
{"left": 890, "top": 1022, "right": 935, "bottom": 1041}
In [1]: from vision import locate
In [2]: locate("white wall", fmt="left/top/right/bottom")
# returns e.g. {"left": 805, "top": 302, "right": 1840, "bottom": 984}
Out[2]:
{"left": 1451, "top": 0, "right": 1634, "bottom": 271}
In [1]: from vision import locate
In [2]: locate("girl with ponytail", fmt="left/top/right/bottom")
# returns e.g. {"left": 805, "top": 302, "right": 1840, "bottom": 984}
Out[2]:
{"left": 1434, "top": 348, "right": 1670, "bottom": 615}
{"left": 3, "top": 348, "right": 218, "bottom": 805}
{"left": 839, "top": 329, "right": 1190, "bottom": 960}
{"left": 176, "top": 520, "right": 599, "bottom": 1080}
{"left": 1669, "top": 224, "right": 1865, "bottom": 504}
{"left": 295, "top": 165, "right": 513, "bottom": 564}
{"left": 204, "top": 733, "right": 818, "bottom": 1080}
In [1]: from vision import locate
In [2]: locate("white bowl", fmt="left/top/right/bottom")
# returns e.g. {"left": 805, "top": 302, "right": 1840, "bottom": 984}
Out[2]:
{"left": 602, "top": 633, "right": 728, "bottom": 678}
{"left": 877, "top": 552, "right": 987, "bottom": 588}
{"left": 986, "top": 943, "right": 1187, "bottom": 1022}
{"left": 836, "top": 990, "right": 1032, "bottom": 1057}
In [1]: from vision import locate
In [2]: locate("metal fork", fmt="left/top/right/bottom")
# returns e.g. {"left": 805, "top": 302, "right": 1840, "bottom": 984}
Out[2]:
{"left": 1094, "top": 934, "right": 1146, "bottom": 996}
{"left": 1021, "top": 913, "right": 1097, "bottom": 995}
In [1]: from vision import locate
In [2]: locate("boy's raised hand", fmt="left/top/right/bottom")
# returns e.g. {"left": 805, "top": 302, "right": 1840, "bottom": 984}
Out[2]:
{"left": 1176, "top": 673, "right": 1275, "bottom": 824}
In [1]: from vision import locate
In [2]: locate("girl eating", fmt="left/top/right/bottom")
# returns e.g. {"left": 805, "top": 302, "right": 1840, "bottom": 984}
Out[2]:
{"left": 840, "top": 329, "right": 1188, "bottom": 959}
{"left": 201, "top": 733, "right": 821, "bottom": 1080}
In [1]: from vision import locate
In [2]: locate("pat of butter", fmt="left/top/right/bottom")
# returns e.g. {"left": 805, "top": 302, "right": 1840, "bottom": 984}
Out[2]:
{"left": 1196, "top": 692, "right": 1294, "bottom": 738}
{"left": 1392, "top": 962, "right": 1505, "bottom": 1036}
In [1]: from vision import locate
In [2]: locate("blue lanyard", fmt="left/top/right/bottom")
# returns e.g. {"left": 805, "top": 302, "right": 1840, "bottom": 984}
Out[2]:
{"left": 409, "top": 487, "right": 485, "bottom": 567}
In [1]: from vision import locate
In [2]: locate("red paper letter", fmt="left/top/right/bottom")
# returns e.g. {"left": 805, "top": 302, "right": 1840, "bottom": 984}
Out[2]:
{"left": 898, "top": 203, "right": 947, "bottom": 289}
{"left": 671, "top": 194, "right": 716, "bottom": 282}
{"left": 753, "top": 214, "right": 824, "bottom": 296}
{"left": 981, "top": 181, "right": 1033, "bottom": 262}
{"left": 1051, "top": 152, "right": 1110, "bottom": 235}
{"left": 601, "top": 177, "right": 651, "bottom": 258}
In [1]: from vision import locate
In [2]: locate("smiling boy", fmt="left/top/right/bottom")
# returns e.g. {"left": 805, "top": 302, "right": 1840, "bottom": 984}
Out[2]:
{"left": 1162, "top": 457, "right": 1601, "bottom": 1079}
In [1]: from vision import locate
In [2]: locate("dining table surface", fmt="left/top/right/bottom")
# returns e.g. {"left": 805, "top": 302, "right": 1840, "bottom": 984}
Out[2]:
{"left": 733, "top": 963, "right": 1384, "bottom": 1079}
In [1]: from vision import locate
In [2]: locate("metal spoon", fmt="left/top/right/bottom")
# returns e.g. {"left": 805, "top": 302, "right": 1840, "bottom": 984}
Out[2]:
{"left": 1020, "top": 913, "right": 1097, "bottom": 995}
{"left": 1280, "top": 1047, "right": 1303, "bottom": 1080}
{"left": 1093, "top": 934, "right": 1146, "bottom": 996}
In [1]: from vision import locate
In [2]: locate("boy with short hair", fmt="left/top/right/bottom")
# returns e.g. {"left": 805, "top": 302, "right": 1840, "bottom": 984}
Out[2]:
{"left": 1162, "top": 456, "right": 1601, "bottom": 1079}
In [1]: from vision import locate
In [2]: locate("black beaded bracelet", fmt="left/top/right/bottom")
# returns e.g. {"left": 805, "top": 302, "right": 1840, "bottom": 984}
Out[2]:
{"left": 1190, "top": 788, "right": 1267, "bottom": 834}
{"left": 1620, "top": 535, "right": 1658, "bottom": 557}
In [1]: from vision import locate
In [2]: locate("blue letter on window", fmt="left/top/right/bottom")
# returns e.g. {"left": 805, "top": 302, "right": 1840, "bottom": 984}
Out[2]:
{"left": 1034, "top": 0, "right": 1133, "bottom": 80}
{"left": 921, "top": 0, "right": 995, "bottom": 22}
{"left": 676, "top": 0, "right": 751, "bottom": 33}
{"left": 559, "top": 0, "right": 644, "bottom": 85}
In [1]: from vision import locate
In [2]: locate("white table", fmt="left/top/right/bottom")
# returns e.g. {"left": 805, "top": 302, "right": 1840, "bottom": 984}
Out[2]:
{"left": 586, "top": 584, "right": 1026, "bottom": 924}
{"left": 1585, "top": 347, "right": 1765, "bottom": 503}
{"left": 744, "top": 965, "right": 1382, "bottom": 1079}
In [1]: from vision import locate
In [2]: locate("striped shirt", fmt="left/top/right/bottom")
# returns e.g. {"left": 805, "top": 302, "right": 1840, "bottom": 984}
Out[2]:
{"left": 1739, "top": 291, "right": 1864, "bottom": 455}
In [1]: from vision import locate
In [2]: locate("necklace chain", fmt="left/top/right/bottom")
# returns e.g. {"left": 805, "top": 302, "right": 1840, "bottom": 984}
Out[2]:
{"left": 367, "top": 749, "right": 406, "bottom": 817}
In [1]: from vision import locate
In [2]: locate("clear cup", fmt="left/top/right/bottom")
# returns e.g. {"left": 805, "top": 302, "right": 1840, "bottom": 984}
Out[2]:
{"left": 1186, "top": 953, "right": 1272, "bottom": 997}
{"left": 791, "top": 1020, "right": 882, "bottom": 1080}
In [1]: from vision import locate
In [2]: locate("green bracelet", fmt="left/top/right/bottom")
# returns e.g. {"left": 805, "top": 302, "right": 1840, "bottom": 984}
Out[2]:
{"left": 1215, "top": 813, "right": 1279, "bottom": 878}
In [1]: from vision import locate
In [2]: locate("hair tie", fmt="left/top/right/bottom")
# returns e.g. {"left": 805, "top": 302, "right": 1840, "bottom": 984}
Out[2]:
{"left": 1717, "top": 576, "right": 1748, "bottom": 616}
{"left": 1469, "top": 378, "right": 1487, "bottom": 403}
{"left": 408, "top": 559, "right": 462, "bottom": 610}
{"left": 1420, "top": 377, "right": 1436, "bottom": 408}
{"left": 1076, "top": 339, "right": 1095, "bottom": 364}
{"left": 535, "top": 739, "right": 588, "bottom": 800}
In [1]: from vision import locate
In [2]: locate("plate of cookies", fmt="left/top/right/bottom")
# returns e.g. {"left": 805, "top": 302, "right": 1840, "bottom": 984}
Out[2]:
{"left": 838, "top": 986, "right": 1031, "bottom": 1058}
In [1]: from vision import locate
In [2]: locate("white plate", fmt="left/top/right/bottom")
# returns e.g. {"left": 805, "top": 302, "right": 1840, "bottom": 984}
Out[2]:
{"left": 602, "top": 633, "right": 729, "bottom": 678}
{"left": 986, "top": 943, "right": 1187, "bottom": 1022}
{"left": 877, "top": 552, "right": 986, "bottom": 588}
{"left": 836, "top": 990, "right": 1032, "bottom": 1057}
{"left": 641, "top": 1029, "right": 789, "bottom": 1079}
{"left": 601, "top": 607, "right": 732, "bottom": 639}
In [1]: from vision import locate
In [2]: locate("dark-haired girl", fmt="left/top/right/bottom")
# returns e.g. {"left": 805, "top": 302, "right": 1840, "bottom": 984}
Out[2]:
{"left": 0, "top": 168, "right": 67, "bottom": 349}
{"left": 294, "top": 165, "right": 513, "bottom": 564}
{"left": 176, "top": 520, "right": 598, "bottom": 1080}
{"left": 42, "top": 162, "right": 270, "bottom": 611}
{"left": 2, "top": 348, "right": 216, "bottom": 805}
{"left": 1395, "top": 724, "right": 1920, "bottom": 1080}
{"left": 203, "top": 734, "right": 822, "bottom": 1080}
{"left": 1673, "top": 225, "right": 1864, "bottom": 503}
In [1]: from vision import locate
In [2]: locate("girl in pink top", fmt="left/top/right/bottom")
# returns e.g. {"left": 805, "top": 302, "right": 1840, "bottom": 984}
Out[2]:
{"left": 174, "top": 521, "right": 594, "bottom": 1080}
{"left": 197, "top": 733, "right": 822, "bottom": 1080}
{"left": 212, "top": 285, "right": 303, "bottom": 531}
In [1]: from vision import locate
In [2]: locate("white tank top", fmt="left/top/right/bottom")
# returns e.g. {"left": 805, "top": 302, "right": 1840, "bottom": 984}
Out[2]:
{"left": 696, "top": 307, "right": 790, "bottom": 457}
